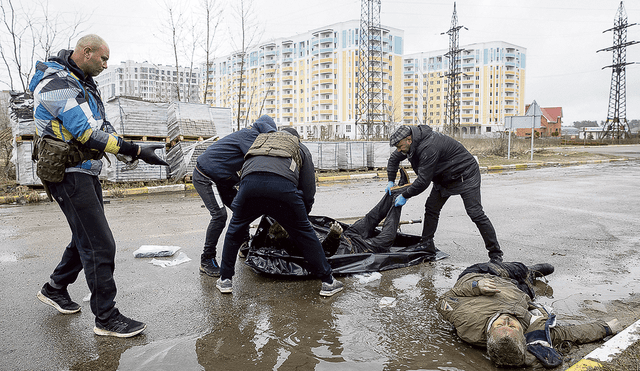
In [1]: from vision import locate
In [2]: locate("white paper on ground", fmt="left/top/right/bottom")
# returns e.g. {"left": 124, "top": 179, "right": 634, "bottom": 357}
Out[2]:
{"left": 133, "top": 245, "right": 181, "bottom": 258}
{"left": 149, "top": 251, "right": 191, "bottom": 267}
{"left": 354, "top": 272, "right": 382, "bottom": 284}
{"left": 379, "top": 297, "right": 397, "bottom": 308}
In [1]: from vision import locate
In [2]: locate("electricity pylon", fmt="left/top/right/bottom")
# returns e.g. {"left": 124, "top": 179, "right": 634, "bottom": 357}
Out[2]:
{"left": 356, "top": 0, "right": 384, "bottom": 140}
{"left": 597, "top": 1, "right": 638, "bottom": 141}
{"left": 442, "top": 2, "right": 466, "bottom": 137}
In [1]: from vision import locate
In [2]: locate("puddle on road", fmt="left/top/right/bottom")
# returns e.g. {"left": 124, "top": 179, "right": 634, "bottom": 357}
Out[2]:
{"left": 96, "top": 265, "right": 496, "bottom": 371}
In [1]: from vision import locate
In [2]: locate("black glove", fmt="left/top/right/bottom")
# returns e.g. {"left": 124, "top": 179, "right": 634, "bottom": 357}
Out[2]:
{"left": 137, "top": 144, "right": 169, "bottom": 166}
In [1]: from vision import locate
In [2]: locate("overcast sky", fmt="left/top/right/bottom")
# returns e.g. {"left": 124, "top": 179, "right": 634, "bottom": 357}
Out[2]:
{"left": 24, "top": 0, "right": 640, "bottom": 125}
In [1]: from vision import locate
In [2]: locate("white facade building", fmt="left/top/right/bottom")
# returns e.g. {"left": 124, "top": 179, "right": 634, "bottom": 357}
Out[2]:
{"left": 95, "top": 61, "right": 201, "bottom": 103}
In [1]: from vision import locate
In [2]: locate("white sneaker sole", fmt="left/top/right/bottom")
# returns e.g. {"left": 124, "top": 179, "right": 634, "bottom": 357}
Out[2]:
{"left": 36, "top": 291, "right": 81, "bottom": 314}
{"left": 320, "top": 286, "right": 344, "bottom": 297}
{"left": 93, "top": 324, "right": 146, "bottom": 338}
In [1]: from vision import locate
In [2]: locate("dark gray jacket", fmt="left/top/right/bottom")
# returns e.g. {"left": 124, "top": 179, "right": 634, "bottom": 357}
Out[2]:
{"left": 387, "top": 125, "right": 478, "bottom": 199}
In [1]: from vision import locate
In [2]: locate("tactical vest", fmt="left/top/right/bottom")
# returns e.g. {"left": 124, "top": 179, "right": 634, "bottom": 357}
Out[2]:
{"left": 245, "top": 132, "right": 303, "bottom": 170}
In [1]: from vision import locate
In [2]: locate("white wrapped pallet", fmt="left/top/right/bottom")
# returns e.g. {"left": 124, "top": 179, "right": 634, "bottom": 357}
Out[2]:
{"left": 304, "top": 141, "right": 391, "bottom": 171}
{"left": 9, "top": 92, "right": 35, "bottom": 137}
{"left": 104, "top": 97, "right": 169, "bottom": 137}
{"left": 100, "top": 142, "right": 168, "bottom": 182}
{"left": 166, "top": 138, "right": 216, "bottom": 180}
{"left": 167, "top": 102, "right": 218, "bottom": 141}
{"left": 14, "top": 140, "right": 41, "bottom": 186}
{"left": 210, "top": 107, "right": 233, "bottom": 138}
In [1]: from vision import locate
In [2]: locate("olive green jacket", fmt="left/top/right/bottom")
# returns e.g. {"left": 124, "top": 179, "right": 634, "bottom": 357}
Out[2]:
{"left": 437, "top": 273, "right": 609, "bottom": 348}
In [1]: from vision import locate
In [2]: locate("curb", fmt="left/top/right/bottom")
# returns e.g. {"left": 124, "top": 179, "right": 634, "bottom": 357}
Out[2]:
{"left": 482, "top": 157, "right": 628, "bottom": 172}
{"left": 566, "top": 318, "right": 640, "bottom": 370}
{"left": 0, "top": 158, "right": 630, "bottom": 205}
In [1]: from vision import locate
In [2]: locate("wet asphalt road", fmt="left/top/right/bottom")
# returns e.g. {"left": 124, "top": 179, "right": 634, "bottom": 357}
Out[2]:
{"left": 1, "top": 146, "right": 639, "bottom": 371}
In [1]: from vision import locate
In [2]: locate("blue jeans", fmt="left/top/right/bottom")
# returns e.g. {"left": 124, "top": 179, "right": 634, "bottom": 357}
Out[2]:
{"left": 220, "top": 173, "right": 333, "bottom": 282}
{"left": 46, "top": 172, "right": 117, "bottom": 321}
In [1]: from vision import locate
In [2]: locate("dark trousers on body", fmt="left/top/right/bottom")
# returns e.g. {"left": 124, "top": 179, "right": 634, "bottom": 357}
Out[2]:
{"left": 346, "top": 188, "right": 403, "bottom": 253}
{"left": 47, "top": 172, "right": 117, "bottom": 321}
{"left": 193, "top": 168, "right": 248, "bottom": 260}
{"left": 220, "top": 173, "right": 333, "bottom": 282}
{"left": 421, "top": 168, "right": 503, "bottom": 261}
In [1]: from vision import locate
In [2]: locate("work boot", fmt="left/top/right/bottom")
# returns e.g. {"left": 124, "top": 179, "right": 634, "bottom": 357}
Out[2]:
{"left": 36, "top": 283, "right": 81, "bottom": 314}
{"left": 402, "top": 237, "right": 436, "bottom": 260}
{"left": 528, "top": 263, "right": 554, "bottom": 278}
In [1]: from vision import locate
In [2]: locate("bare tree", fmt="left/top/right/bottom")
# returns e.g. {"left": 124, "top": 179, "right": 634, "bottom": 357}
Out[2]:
{"left": 0, "top": 0, "right": 32, "bottom": 91}
{"left": 160, "top": 0, "right": 186, "bottom": 102}
{"left": 0, "top": 0, "right": 87, "bottom": 92}
{"left": 185, "top": 22, "right": 199, "bottom": 103}
{"left": 34, "top": 0, "right": 87, "bottom": 59}
{"left": 201, "top": 0, "right": 223, "bottom": 104}
{"left": 229, "top": 0, "right": 262, "bottom": 130}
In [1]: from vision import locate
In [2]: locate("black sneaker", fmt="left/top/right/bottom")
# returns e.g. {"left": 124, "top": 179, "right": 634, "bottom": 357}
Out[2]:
{"left": 94, "top": 310, "right": 146, "bottom": 338}
{"left": 320, "top": 277, "right": 344, "bottom": 297}
{"left": 36, "top": 283, "right": 81, "bottom": 314}
{"left": 200, "top": 257, "right": 221, "bottom": 277}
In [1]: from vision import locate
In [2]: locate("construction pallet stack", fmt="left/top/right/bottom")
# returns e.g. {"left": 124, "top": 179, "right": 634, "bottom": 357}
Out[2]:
{"left": 304, "top": 141, "right": 394, "bottom": 170}
{"left": 165, "top": 102, "right": 232, "bottom": 180}
{"left": 101, "top": 97, "right": 170, "bottom": 182}
{"left": 9, "top": 92, "right": 41, "bottom": 186}
{"left": 104, "top": 97, "right": 169, "bottom": 138}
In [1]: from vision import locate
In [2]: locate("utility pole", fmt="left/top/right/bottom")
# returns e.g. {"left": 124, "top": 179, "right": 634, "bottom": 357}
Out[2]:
{"left": 356, "top": 0, "right": 384, "bottom": 140}
{"left": 442, "top": 2, "right": 466, "bottom": 137}
{"left": 597, "top": 1, "right": 638, "bottom": 142}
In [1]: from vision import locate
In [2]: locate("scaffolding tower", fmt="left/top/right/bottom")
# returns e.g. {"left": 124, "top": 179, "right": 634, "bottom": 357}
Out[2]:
{"left": 356, "top": 0, "right": 385, "bottom": 140}
{"left": 442, "top": 2, "right": 466, "bottom": 137}
{"left": 597, "top": 1, "right": 638, "bottom": 141}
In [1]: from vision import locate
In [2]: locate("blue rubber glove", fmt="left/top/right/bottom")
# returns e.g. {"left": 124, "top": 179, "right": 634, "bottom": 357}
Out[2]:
{"left": 394, "top": 194, "right": 406, "bottom": 207}
{"left": 385, "top": 181, "right": 395, "bottom": 195}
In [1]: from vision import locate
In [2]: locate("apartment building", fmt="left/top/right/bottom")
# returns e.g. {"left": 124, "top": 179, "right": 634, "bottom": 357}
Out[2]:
{"left": 402, "top": 41, "right": 526, "bottom": 136}
{"left": 95, "top": 60, "right": 201, "bottom": 103}
{"left": 203, "top": 20, "right": 405, "bottom": 140}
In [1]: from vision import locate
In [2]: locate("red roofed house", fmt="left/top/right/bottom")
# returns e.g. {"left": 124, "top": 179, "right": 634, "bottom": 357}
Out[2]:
{"left": 514, "top": 104, "right": 563, "bottom": 137}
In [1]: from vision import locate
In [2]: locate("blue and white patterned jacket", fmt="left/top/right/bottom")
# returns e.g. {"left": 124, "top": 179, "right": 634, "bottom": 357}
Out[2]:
{"left": 29, "top": 49, "right": 135, "bottom": 176}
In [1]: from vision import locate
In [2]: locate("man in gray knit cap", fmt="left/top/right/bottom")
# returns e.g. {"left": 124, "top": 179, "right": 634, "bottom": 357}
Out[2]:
{"left": 386, "top": 125, "right": 503, "bottom": 262}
